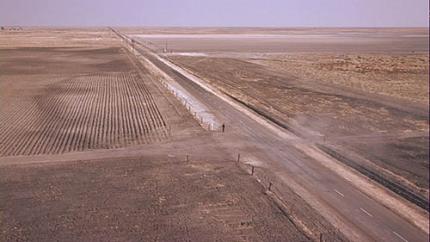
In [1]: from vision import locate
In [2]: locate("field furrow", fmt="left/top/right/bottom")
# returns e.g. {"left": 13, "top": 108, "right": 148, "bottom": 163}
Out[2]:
{"left": 0, "top": 72, "right": 169, "bottom": 156}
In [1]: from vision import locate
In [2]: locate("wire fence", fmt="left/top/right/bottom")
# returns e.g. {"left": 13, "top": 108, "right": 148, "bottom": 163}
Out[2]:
{"left": 235, "top": 153, "right": 347, "bottom": 242}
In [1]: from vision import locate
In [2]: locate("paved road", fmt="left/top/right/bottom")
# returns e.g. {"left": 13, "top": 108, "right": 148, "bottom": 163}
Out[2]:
{"left": 127, "top": 35, "right": 428, "bottom": 242}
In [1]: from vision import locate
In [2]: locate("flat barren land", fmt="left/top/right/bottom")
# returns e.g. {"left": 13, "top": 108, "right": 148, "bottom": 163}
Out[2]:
{"left": 1, "top": 27, "right": 428, "bottom": 242}
{"left": 0, "top": 28, "right": 333, "bottom": 241}
{"left": 137, "top": 27, "right": 429, "bottom": 198}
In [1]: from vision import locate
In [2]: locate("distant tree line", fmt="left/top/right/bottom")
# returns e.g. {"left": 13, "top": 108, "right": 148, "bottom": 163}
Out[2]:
{"left": 1, "top": 26, "right": 23, "bottom": 31}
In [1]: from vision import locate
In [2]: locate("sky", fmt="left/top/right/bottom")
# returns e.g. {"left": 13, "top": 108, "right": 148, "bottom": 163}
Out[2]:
{"left": 1, "top": 0, "right": 428, "bottom": 27}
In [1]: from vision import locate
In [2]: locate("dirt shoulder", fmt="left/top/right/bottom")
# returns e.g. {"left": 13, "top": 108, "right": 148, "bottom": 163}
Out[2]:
{"left": 0, "top": 29, "right": 344, "bottom": 241}
{"left": 169, "top": 55, "right": 429, "bottom": 202}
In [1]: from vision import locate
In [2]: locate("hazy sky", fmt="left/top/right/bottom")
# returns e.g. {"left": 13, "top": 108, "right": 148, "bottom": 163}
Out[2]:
{"left": 1, "top": 0, "right": 428, "bottom": 27}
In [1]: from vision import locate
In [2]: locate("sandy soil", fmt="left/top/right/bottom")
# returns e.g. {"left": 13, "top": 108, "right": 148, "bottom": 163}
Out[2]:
{"left": 252, "top": 53, "right": 429, "bottom": 104}
{"left": 0, "top": 28, "right": 344, "bottom": 241}
{"left": 0, "top": 28, "right": 116, "bottom": 48}
{"left": 159, "top": 28, "right": 429, "bottom": 204}
{"left": 2, "top": 27, "right": 427, "bottom": 241}
{"left": 170, "top": 54, "right": 429, "bottom": 192}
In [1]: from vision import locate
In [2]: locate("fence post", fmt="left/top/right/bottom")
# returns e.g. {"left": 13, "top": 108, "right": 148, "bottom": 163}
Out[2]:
{"left": 237, "top": 153, "right": 241, "bottom": 162}
{"left": 268, "top": 182, "right": 272, "bottom": 191}
{"left": 251, "top": 166, "right": 255, "bottom": 175}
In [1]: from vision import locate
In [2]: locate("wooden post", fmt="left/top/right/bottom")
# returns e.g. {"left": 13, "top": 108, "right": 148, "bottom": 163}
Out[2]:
{"left": 186, "top": 155, "right": 189, "bottom": 162}
{"left": 237, "top": 153, "right": 241, "bottom": 162}
{"left": 251, "top": 166, "right": 255, "bottom": 175}
{"left": 268, "top": 182, "right": 272, "bottom": 191}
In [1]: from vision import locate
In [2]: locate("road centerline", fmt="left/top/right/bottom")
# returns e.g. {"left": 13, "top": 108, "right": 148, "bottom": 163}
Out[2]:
{"left": 334, "top": 189, "right": 345, "bottom": 198}
{"left": 393, "top": 231, "right": 409, "bottom": 242}
{"left": 360, "top": 207, "right": 373, "bottom": 217}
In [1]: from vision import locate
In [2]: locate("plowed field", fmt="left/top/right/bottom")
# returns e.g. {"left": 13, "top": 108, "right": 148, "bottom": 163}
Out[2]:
{"left": 0, "top": 72, "right": 168, "bottom": 156}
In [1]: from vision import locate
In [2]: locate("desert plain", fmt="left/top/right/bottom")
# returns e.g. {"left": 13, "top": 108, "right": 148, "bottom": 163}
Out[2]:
{"left": 0, "top": 27, "right": 428, "bottom": 241}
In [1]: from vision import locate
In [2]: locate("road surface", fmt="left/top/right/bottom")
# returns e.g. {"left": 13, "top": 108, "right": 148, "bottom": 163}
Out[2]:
{"left": 123, "top": 32, "right": 428, "bottom": 242}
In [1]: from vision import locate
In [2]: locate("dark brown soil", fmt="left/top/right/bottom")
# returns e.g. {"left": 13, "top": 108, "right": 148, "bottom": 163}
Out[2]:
{"left": 0, "top": 157, "right": 309, "bottom": 242}
{"left": 0, "top": 47, "right": 170, "bottom": 156}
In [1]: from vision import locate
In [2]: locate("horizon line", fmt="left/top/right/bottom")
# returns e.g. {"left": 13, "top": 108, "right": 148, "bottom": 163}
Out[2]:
{"left": 1, "top": 25, "right": 429, "bottom": 29}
